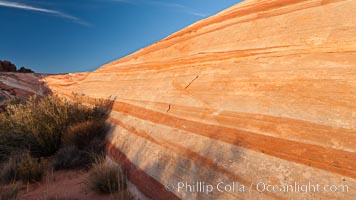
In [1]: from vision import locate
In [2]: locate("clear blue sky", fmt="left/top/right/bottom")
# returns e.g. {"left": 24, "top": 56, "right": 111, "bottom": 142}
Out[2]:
{"left": 0, "top": 0, "right": 242, "bottom": 73}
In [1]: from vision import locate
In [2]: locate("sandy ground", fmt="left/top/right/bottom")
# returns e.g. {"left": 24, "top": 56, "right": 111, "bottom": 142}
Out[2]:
{"left": 1, "top": 170, "right": 132, "bottom": 200}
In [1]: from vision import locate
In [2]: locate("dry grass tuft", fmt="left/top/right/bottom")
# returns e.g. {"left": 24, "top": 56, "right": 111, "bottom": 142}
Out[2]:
{"left": 0, "top": 183, "right": 20, "bottom": 200}
{"left": 86, "top": 158, "right": 127, "bottom": 194}
{"left": 17, "top": 153, "right": 47, "bottom": 183}
{"left": 0, "top": 156, "right": 19, "bottom": 184}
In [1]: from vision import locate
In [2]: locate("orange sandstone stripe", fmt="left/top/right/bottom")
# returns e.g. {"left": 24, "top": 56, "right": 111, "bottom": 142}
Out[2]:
{"left": 112, "top": 99, "right": 356, "bottom": 151}
{"left": 107, "top": 143, "right": 180, "bottom": 200}
{"left": 111, "top": 101, "right": 356, "bottom": 179}
{"left": 96, "top": 46, "right": 295, "bottom": 73}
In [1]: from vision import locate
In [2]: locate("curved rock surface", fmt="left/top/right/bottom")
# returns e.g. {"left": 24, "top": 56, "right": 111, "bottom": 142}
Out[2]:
{"left": 44, "top": 0, "right": 356, "bottom": 199}
{"left": 0, "top": 73, "right": 49, "bottom": 110}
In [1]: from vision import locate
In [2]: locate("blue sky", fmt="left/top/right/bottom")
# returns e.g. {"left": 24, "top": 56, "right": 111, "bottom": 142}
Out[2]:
{"left": 0, "top": 0, "right": 242, "bottom": 73}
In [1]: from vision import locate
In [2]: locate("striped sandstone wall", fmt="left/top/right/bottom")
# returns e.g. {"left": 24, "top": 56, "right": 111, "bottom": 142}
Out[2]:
{"left": 44, "top": 0, "right": 356, "bottom": 199}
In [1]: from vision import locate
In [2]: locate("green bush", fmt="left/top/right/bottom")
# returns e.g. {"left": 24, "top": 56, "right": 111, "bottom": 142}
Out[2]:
{"left": 17, "top": 153, "right": 46, "bottom": 183}
{"left": 86, "top": 159, "right": 127, "bottom": 194}
{"left": 53, "top": 146, "right": 90, "bottom": 170}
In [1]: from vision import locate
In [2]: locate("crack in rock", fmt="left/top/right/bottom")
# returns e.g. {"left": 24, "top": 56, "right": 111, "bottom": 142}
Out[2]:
{"left": 185, "top": 75, "right": 199, "bottom": 89}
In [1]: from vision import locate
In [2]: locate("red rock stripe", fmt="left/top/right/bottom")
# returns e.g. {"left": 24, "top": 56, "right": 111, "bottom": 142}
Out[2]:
{"left": 96, "top": 45, "right": 296, "bottom": 72}
{"left": 107, "top": 143, "right": 180, "bottom": 200}
{"left": 111, "top": 101, "right": 356, "bottom": 179}
{"left": 108, "top": 117, "right": 248, "bottom": 183}
{"left": 113, "top": 99, "right": 355, "bottom": 151}
{"left": 108, "top": 117, "right": 286, "bottom": 199}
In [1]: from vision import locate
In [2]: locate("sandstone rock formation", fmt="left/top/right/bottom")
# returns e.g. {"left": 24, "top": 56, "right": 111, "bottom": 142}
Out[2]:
{"left": 44, "top": 0, "right": 356, "bottom": 199}
{"left": 0, "top": 73, "right": 49, "bottom": 111}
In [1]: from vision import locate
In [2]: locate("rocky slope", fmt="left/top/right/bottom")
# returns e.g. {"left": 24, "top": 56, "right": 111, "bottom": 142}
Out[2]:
{"left": 44, "top": 0, "right": 356, "bottom": 199}
{"left": 0, "top": 73, "right": 49, "bottom": 110}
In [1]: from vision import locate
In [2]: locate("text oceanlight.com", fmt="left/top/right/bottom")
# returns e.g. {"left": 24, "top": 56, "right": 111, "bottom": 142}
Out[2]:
{"left": 165, "top": 181, "right": 349, "bottom": 193}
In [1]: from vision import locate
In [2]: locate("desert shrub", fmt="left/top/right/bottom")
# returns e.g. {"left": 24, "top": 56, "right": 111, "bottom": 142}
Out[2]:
{"left": 0, "top": 94, "right": 113, "bottom": 160}
{"left": 86, "top": 159, "right": 127, "bottom": 194}
{"left": 84, "top": 137, "right": 107, "bottom": 158}
{"left": 53, "top": 145, "right": 90, "bottom": 170}
{"left": 0, "top": 183, "right": 20, "bottom": 200}
{"left": 0, "top": 133, "right": 30, "bottom": 163}
{"left": 65, "top": 94, "right": 113, "bottom": 124}
{"left": 0, "top": 156, "right": 19, "bottom": 184}
{"left": 0, "top": 96, "right": 66, "bottom": 158}
{"left": 17, "top": 153, "right": 47, "bottom": 183}
{"left": 62, "top": 120, "right": 108, "bottom": 150}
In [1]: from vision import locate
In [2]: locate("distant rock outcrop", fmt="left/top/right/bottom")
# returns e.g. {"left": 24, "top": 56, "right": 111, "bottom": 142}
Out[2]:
{"left": 0, "top": 60, "right": 17, "bottom": 72}
{"left": 17, "top": 66, "right": 34, "bottom": 73}
{"left": 0, "top": 60, "right": 34, "bottom": 73}
{"left": 44, "top": 0, "right": 356, "bottom": 199}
